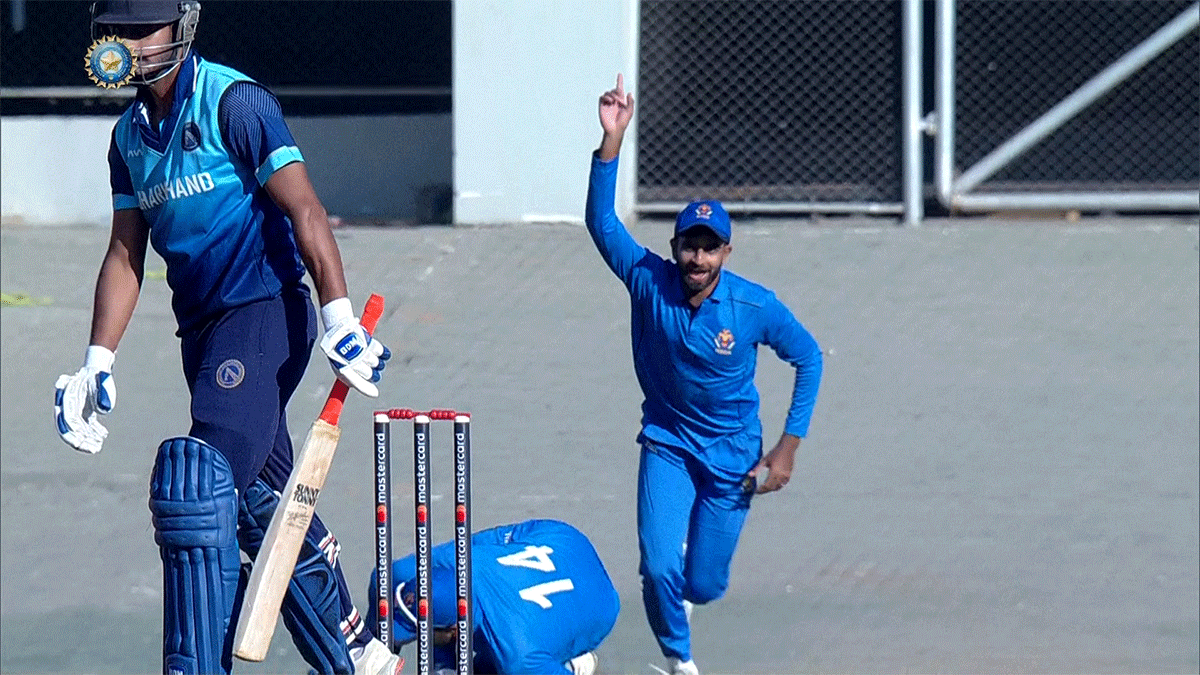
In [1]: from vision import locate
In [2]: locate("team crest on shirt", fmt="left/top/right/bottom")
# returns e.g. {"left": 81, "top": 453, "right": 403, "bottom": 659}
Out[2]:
{"left": 181, "top": 122, "right": 202, "bottom": 151}
{"left": 216, "top": 359, "right": 245, "bottom": 389}
{"left": 84, "top": 37, "right": 137, "bottom": 89}
{"left": 714, "top": 329, "right": 735, "bottom": 355}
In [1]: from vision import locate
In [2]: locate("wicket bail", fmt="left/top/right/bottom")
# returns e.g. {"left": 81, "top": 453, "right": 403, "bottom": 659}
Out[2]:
{"left": 373, "top": 408, "right": 473, "bottom": 675}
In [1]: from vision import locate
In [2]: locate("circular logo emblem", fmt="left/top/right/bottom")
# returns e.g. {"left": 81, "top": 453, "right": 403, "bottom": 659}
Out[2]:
{"left": 181, "top": 122, "right": 202, "bottom": 151}
{"left": 84, "top": 37, "right": 137, "bottom": 89}
{"left": 216, "top": 359, "right": 245, "bottom": 389}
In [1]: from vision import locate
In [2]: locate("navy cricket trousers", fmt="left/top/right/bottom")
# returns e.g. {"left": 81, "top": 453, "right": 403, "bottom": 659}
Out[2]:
{"left": 178, "top": 285, "right": 370, "bottom": 656}
{"left": 180, "top": 284, "right": 315, "bottom": 492}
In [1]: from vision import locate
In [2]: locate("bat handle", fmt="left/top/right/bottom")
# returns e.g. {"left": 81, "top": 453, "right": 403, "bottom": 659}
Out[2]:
{"left": 319, "top": 293, "right": 385, "bottom": 426}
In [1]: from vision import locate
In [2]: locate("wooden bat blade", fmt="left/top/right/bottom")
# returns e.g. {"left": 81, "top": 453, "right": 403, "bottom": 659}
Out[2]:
{"left": 231, "top": 293, "right": 384, "bottom": 663}
{"left": 233, "top": 418, "right": 341, "bottom": 661}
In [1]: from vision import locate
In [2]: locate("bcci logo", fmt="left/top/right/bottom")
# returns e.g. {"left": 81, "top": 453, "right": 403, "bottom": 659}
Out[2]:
{"left": 84, "top": 37, "right": 137, "bottom": 89}
{"left": 714, "top": 328, "right": 735, "bottom": 355}
{"left": 695, "top": 203, "right": 713, "bottom": 220}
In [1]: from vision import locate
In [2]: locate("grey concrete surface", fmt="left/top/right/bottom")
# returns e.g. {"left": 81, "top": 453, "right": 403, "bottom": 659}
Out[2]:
{"left": 2, "top": 216, "right": 1198, "bottom": 674}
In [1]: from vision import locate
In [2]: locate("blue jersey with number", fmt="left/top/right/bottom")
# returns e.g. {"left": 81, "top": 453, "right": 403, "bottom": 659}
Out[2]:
{"left": 107, "top": 52, "right": 307, "bottom": 334}
{"left": 373, "top": 519, "right": 620, "bottom": 674}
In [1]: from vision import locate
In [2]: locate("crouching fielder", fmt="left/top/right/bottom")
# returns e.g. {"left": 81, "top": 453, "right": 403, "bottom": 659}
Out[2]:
{"left": 368, "top": 519, "right": 620, "bottom": 675}
{"left": 54, "top": 2, "right": 394, "bottom": 673}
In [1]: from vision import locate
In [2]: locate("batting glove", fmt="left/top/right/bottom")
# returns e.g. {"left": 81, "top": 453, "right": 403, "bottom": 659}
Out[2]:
{"left": 54, "top": 345, "right": 117, "bottom": 454}
{"left": 319, "top": 297, "right": 390, "bottom": 398}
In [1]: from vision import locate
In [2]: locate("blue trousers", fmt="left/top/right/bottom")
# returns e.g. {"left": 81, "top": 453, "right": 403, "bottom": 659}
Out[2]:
{"left": 179, "top": 285, "right": 369, "bottom": 654}
{"left": 638, "top": 441, "right": 754, "bottom": 662}
{"left": 180, "top": 285, "right": 314, "bottom": 493}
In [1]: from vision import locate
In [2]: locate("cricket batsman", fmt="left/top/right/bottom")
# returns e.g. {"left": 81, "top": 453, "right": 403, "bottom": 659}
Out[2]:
{"left": 53, "top": 2, "right": 397, "bottom": 672}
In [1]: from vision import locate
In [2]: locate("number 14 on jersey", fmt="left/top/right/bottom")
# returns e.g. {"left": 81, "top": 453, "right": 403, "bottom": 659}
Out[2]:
{"left": 497, "top": 545, "right": 575, "bottom": 609}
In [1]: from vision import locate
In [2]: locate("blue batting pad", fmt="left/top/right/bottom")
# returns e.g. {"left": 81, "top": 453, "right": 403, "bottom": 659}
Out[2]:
{"left": 149, "top": 436, "right": 241, "bottom": 675}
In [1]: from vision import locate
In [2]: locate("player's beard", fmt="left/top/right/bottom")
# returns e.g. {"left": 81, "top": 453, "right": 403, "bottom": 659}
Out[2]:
{"left": 679, "top": 262, "right": 720, "bottom": 295}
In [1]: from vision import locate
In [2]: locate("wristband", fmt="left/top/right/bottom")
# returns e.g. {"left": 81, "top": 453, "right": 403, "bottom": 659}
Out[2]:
{"left": 320, "top": 297, "right": 354, "bottom": 332}
{"left": 84, "top": 345, "right": 115, "bottom": 371}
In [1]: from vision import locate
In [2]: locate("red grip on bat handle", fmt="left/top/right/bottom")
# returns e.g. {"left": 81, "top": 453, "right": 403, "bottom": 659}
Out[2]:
{"left": 319, "top": 293, "right": 385, "bottom": 425}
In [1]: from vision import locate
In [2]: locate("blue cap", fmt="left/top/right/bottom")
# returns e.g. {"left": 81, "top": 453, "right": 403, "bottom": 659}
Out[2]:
{"left": 93, "top": 0, "right": 188, "bottom": 25}
{"left": 674, "top": 200, "right": 731, "bottom": 243}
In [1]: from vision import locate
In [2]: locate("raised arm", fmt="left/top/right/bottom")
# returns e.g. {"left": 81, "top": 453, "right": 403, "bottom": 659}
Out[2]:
{"left": 586, "top": 74, "right": 649, "bottom": 285}
{"left": 597, "top": 73, "right": 634, "bottom": 162}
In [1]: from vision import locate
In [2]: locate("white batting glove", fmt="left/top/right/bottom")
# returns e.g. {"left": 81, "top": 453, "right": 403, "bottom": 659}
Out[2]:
{"left": 54, "top": 345, "right": 117, "bottom": 454}
{"left": 319, "top": 297, "right": 390, "bottom": 398}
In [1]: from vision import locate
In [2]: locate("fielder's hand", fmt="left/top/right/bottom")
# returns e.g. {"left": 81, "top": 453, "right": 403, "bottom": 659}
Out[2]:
{"left": 598, "top": 73, "right": 635, "bottom": 136}
{"left": 320, "top": 297, "right": 390, "bottom": 397}
{"left": 54, "top": 346, "right": 117, "bottom": 454}
{"left": 749, "top": 434, "right": 800, "bottom": 494}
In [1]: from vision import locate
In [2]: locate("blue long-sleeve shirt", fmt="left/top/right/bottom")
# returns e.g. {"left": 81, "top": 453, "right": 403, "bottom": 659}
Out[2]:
{"left": 585, "top": 153, "right": 822, "bottom": 480}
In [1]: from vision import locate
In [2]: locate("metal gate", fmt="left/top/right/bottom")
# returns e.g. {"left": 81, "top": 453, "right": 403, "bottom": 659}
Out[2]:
{"left": 934, "top": 0, "right": 1200, "bottom": 213}
{"left": 636, "top": 0, "right": 1199, "bottom": 221}
{"left": 636, "top": 0, "right": 907, "bottom": 215}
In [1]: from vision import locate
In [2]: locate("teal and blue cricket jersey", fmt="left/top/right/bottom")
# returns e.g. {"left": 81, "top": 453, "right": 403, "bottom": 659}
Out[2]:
{"left": 107, "top": 52, "right": 306, "bottom": 334}
{"left": 585, "top": 153, "right": 823, "bottom": 481}
{"left": 369, "top": 519, "right": 620, "bottom": 674}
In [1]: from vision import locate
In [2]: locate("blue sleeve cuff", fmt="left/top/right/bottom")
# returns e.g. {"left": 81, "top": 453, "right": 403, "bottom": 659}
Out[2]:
{"left": 255, "top": 146, "right": 304, "bottom": 185}
{"left": 591, "top": 152, "right": 619, "bottom": 181}
{"left": 593, "top": 151, "right": 618, "bottom": 166}
{"left": 113, "top": 193, "right": 139, "bottom": 211}
{"left": 784, "top": 349, "right": 822, "bottom": 439}
{"left": 784, "top": 422, "right": 810, "bottom": 439}
{"left": 587, "top": 153, "right": 619, "bottom": 217}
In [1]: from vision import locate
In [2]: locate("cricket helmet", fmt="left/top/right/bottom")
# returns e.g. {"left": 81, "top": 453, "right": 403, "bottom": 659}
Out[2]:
{"left": 89, "top": 0, "right": 200, "bottom": 85}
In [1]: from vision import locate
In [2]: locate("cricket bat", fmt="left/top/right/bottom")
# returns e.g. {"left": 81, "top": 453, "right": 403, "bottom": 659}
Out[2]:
{"left": 233, "top": 293, "right": 385, "bottom": 662}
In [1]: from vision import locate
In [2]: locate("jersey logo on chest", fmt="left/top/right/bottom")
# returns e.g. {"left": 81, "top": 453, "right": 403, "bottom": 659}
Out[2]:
{"left": 181, "top": 122, "right": 202, "bottom": 151}
{"left": 714, "top": 328, "right": 735, "bottom": 355}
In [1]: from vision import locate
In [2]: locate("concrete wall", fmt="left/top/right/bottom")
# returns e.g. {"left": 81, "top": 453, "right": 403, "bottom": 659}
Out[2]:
{"left": 289, "top": 115, "right": 452, "bottom": 224}
{"left": 0, "top": 114, "right": 452, "bottom": 227}
{"left": 452, "top": 0, "right": 640, "bottom": 225}
{"left": 1, "top": 117, "right": 116, "bottom": 227}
